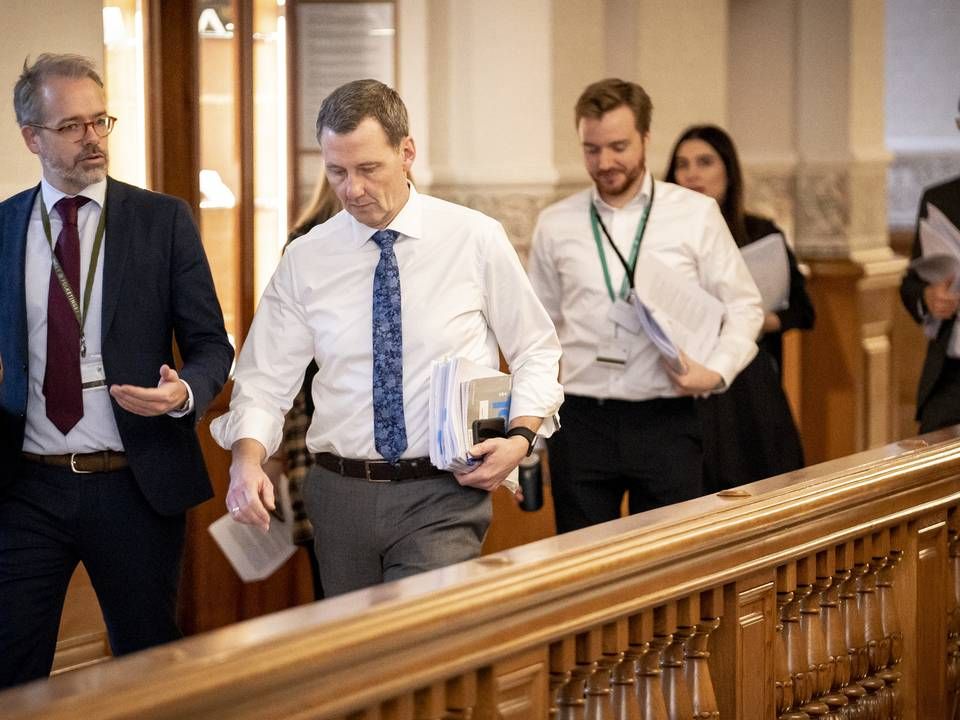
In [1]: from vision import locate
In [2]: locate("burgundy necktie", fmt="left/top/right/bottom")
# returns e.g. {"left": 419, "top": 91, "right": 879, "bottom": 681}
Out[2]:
{"left": 43, "top": 195, "right": 90, "bottom": 434}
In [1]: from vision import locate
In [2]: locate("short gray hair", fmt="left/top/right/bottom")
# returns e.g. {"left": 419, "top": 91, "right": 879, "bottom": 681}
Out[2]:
{"left": 14, "top": 53, "right": 103, "bottom": 127}
{"left": 315, "top": 79, "right": 409, "bottom": 148}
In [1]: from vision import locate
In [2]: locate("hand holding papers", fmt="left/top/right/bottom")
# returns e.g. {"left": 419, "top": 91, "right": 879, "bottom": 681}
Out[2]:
{"left": 209, "top": 505, "right": 296, "bottom": 582}
{"left": 429, "top": 357, "right": 520, "bottom": 493}
{"left": 631, "top": 298, "right": 686, "bottom": 374}
{"left": 740, "top": 233, "right": 790, "bottom": 313}
{"left": 912, "top": 203, "right": 960, "bottom": 345}
{"left": 916, "top": 203, "right": 960, "bottom": 287}
{"left": 631, "top": 255, "right": 726, "bottom": 368}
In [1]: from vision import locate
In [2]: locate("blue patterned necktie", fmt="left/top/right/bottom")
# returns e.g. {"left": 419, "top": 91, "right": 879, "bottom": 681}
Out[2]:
{"left": 371, "top": 229, "right": 407, "bottom": 463}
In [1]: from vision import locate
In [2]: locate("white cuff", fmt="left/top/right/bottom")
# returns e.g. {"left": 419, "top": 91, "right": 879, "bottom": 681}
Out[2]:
{"left": 167, "top": 379, "right": 195, "bottom": 418}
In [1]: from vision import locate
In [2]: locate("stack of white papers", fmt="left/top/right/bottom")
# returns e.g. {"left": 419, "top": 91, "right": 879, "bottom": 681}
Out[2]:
{"left": 913, "top": 203, "right": 960, "bottom": 348}
{"left": 429, "top": 357, "right": 520, "bottom": 493}
{"left": 740, "top": 233, "right": 790, "bottom": 313}
{"left": 632, "top": 255, "right": 726, "bottom": 369}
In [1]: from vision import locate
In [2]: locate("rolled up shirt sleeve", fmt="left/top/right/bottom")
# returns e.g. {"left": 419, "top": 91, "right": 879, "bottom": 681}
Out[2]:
{"left": 696, "top": 202, "right": 763, "bottom": 388}
{"left": 480, "top": 222, "right": 564, "bottom": 436}
{"left": 209, "top": 254, "right": 315, "bottom": 456}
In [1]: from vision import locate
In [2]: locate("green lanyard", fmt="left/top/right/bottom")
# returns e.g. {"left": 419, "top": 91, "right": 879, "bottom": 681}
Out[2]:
{"left": 40, "top": 193, "right": 107, "bottom": 358}
{"left": 590, "top": 180, "right": 655, "bottom": 302}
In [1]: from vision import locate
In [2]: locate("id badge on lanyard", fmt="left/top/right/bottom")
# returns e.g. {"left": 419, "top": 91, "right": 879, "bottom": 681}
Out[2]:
{"left": 592, "top": 182, "right": 654, "bottom": 363}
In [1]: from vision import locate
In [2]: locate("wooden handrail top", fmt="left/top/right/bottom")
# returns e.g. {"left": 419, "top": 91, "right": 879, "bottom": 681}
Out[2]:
{"left": 4, "top": 428, "right": 960, "bottom": 719}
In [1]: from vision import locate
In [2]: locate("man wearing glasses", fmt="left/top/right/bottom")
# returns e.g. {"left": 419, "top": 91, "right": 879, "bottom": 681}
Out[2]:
{"left": 0, "top": 53, "right": 233, "bottom": 687}
{"left": 900, "top": 96, "right": 960, "bottom": 435}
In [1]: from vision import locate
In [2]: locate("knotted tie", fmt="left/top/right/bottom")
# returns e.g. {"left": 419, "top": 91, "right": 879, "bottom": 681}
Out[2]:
{"left": 44, "top": 195, "right": 90, "bottom": 434}
{"left": 371, "top": 229, "right": 407, "bottom": 463}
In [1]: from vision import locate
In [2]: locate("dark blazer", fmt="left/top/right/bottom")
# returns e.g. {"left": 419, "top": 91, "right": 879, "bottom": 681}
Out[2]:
{"left": 899, "top": 175, "right": 960, "bottom": 422}
{"left": 0, "top": 177, "right": 233, "bottom": 515}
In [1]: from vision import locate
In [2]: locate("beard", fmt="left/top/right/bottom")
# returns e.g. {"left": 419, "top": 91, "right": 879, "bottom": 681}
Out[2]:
{"left": 45, "top": 142, "right": 109, "bottom": 190}
{"left": 592, "top": 162, "right": 643, "bottom": 198}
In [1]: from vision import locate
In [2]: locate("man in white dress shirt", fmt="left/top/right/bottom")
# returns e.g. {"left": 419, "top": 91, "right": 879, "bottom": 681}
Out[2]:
{"left": 212, "top": 79, "right": 563, "bottom": 596}
{"left": 527, "top": 78, "right": 762, "bottom": 533}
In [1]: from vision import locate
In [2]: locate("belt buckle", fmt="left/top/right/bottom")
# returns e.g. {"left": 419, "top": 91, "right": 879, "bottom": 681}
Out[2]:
{"left": 69, "top": 452, "right": 94, "bottom": 474}
{"left": 364, "top": 461, "right": 391, "bottom": 483}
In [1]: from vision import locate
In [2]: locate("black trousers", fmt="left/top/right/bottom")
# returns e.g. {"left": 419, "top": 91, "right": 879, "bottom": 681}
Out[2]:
{"left": 0, "top": 459, "right": 185, "bottom": 689}
{"left": 548, "top": 394, "right": 703, "bottom": 534}
{"left": 919, "top": 357, "right": 960, "bottom": 434}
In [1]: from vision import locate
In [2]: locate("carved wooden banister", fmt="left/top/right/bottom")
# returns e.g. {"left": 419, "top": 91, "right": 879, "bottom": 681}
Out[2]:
{"left": 5, "top": 430, "right": 960, "bottom": 719}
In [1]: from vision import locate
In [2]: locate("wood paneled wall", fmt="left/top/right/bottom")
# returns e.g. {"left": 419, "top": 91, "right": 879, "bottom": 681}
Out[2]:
{"left": 18, "top": 427, "right": 960, "bottom": 719}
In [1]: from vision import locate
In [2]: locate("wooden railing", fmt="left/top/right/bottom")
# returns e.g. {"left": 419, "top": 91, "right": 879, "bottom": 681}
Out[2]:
{"left": 6, "top": 429, "right": 960, "bottom": 719}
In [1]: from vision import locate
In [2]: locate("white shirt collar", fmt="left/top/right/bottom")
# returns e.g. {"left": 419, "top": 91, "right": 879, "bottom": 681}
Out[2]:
{"left": 590, "top": 168, "right": 652, "bottom": 213}
{"left": 347, "top": 182, "right": 423, "bottom": 249}
{"left": 40, "top": 176, "right": 107, "bottom": 213}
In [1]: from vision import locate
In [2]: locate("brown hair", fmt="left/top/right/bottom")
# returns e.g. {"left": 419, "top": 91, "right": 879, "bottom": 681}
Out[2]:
{"left": 14, "top": 54, "right": 103, "bottom": 127}
{"left": 315, "top": 79, "right": 409, "bottom": 148}
{"left": 575, "top": 78, "right": 653, "bottom": 134}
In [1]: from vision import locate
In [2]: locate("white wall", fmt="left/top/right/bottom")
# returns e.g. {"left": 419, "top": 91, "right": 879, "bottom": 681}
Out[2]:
{"left": 0, "top": 0, "right": 103, "bottom": 200}
{"left": 885, "top": 0, "right": 960, "bottom": 227}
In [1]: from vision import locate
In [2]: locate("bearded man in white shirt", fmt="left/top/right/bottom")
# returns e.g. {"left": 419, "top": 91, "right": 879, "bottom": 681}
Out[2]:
{"left": 527, "top": 78, "right": 762, "bottom": 534}
{"left": 212, "top": 79, "right": 563, "bottom": 596}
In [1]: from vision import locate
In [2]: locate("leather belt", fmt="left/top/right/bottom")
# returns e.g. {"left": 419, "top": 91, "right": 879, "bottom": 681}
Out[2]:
{"left": 314, "top": 452, "right": 443, "bottom": 482}
{"left": 22, "top": 451, "right": 129, "bottom": 474}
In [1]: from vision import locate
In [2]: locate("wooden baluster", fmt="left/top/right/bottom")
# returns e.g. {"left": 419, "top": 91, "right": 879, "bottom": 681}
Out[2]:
{"left": 796, "top": 555, "right": 830, "bottom": 718}
{"left": 444, "top": 673, "right": 477, "bottom": 720}
{"left": 866, "top": 531, "right": 892, "bottom": 673}
{"left": 683, "top": 588, "right": 720, "bottom": 720}
{"left": 815, "top": 548, "right": 849, "bottom": 717}
{"left": 630, "top": 609, "right": 669, "bottom": 720}
{"left": 657, "top": 602, "right": 695, "bottom": 720}
{"left": 837, "top": 541, "right": 867, "bottom": 712}
{"left": 557, "top": 630, "right": 601, "bottom": 720}
{"left": 348, "top": 710, "right": 381, "bottom": 720}
{"left": 585, "top": 623, "right": 620, "bottom": 720}
{"left": 777, "top": 564, "right": 811, "bottom": 720}
{"left": 606, "top": 618, "right": 641, "bottom": 720}
{"left": 948, "top": 520, "right": 960, "bottom": 720}
{"left": 869, "top": 530, "right": 897, "bottom": 720}
{"left": 552, "top": 635, "right": 587, "bottom": 720}
{"left": 854, "top": 537, "right": 884, "bottom": 720}
{"left": 381, "top": 695, "right": 415, "bottom": 720}
{"left": 775, "top": 577, "right": 796, "bottom": 717}
{"left": 948, "top": 521, "right": 960, "bottom": 720}
{"left": 414, "top": 683, "right": 446, "bottom": 720}
{"left": 876, "top": 526, "right": 904, "bottom": 720}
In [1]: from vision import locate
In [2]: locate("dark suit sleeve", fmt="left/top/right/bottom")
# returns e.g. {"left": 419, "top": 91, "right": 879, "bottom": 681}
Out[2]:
{"left": 168, "top": 199, "right": 233, "bottom": 420}
{"left": 900, "top": 191, "right": 930, "bottom": 325}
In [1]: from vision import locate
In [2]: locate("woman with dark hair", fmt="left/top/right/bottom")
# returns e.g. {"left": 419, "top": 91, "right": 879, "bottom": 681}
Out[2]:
{"left": 665, "top": 124, "right": 815, "bottom": 491}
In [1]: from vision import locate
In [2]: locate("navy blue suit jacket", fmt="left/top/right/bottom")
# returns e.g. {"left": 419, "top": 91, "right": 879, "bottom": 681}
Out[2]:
{"left": 0, "top": 177, "right": 233, "bottom": 515}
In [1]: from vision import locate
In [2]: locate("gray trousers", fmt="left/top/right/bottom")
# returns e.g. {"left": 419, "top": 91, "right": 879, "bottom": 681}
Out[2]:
{"left": 301, "top": 465, "right": 492, "bottom": 597}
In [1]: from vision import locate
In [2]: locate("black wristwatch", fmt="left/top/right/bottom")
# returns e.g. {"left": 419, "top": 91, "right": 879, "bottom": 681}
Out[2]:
{"left": 506, "top": 426, "right": 537, "bottom": 456}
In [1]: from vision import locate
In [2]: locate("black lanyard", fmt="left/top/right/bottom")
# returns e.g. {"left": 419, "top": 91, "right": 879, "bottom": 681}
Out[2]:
{"left": 589, "top": 180, "right": 655, "bottom": 301}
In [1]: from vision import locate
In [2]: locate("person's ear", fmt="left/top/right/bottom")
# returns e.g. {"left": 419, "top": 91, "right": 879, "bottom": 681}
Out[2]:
{"left": 21, "top": 125, "right": 41, "bottom": 155}
{"left": 400, "top": 136, "right": 416, "bottom": 171}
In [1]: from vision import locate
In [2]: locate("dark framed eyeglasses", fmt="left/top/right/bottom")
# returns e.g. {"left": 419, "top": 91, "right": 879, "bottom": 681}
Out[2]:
{"left": 27, "top": 115, "right": 117, "bottom": 142}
